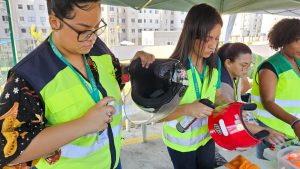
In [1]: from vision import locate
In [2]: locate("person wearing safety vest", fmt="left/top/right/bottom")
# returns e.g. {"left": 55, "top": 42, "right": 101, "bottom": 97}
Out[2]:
{"left": 0, "top": 1, "right": 154, "bottom": 168}
{"left": 248, "top": 53, "right": 265, "bottom": 80}
{"left": 160, "top": 4, "right": 230, "bottom": 169}
{"left": 251, "top": 18, "right": 300, "bottom": 160}
{"left": 218, "top": 42, "right": 287, "bottom": 145}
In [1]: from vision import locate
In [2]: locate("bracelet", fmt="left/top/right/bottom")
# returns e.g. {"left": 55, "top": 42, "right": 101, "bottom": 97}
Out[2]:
{"left": 291, "top": 119, "right": 300, "bottom": 129}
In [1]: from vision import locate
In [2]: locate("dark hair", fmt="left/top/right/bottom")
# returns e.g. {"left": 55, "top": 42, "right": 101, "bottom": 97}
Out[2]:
{"left": 268, "top": 18, "right": 300, "bottom": 51}
{"left": 47, "top": 0, "right": 100, "bottom": 19}
{"left": 218, "top": 42, "right": 252, "bottom": 64}
{"left": 170, "top": 3, "right": 222, "bottom": 83}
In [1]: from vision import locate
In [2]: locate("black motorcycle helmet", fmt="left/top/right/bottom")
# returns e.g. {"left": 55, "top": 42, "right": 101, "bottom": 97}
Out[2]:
{"left": 129, "top": 58, "right": 188, "bottom": 114}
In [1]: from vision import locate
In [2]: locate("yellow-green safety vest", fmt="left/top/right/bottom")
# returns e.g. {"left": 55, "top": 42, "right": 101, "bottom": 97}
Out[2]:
{"left": 251, "top": 52, "right": 300, "bottom": 138}
{"left": 36, "top": 55, "right": 123, "bottom": 169}
{"left": 162, "top": 62, "right": 220, "bottom": 152}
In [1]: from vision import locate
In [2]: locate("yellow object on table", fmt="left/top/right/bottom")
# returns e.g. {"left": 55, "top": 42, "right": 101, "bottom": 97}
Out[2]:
{"left": 225, "top": 155, "right": 260, "bottom": 169}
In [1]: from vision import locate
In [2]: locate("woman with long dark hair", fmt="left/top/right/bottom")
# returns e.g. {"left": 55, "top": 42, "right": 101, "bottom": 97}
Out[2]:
{"left": 161, "top": 4, "right": 228, "bottom": 169}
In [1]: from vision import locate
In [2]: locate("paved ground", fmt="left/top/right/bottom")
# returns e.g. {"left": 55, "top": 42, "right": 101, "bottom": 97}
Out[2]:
{"left": 121, "top": 123, "right": 277, "bottom": 169}
{"left": 121, "top": 123, "right": 173, "bottom": 169}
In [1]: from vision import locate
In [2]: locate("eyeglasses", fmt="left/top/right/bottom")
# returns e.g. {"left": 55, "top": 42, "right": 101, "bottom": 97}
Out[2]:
{"left": 58, "top": 17, "right": 107, "bottom": 42}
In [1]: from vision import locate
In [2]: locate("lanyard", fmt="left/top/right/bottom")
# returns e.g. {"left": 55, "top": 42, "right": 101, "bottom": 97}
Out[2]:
{"left": 188, "top": 56, "right": 206, "bottom": 99}
{"left": 49, "top": 35, "right": 100, "bottom": 103}
{"left": 233, "top": 78, "right": 238, "bottom": 101}
{"left": 49, "top": 35, "right": 116, "bottom": 169}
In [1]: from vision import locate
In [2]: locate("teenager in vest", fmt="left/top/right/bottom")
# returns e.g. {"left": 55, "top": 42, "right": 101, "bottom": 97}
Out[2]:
{"left": 0, "top": 1, "right": 154, "bottom": 168}
{"left": 251, "top": 18, "right": 300, "bottom": 159}
{"left": 218, "top": 42, "right": 287, "bottom": 147}
{"left": 160, "top": 4, "right": 230, "bottom": 169}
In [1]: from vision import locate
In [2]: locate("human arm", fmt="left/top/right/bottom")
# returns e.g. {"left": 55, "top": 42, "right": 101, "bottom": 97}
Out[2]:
{"left": 241, "top": 75, "right": 251, "bottom": 94}
{"left": 160, "top": 100, "right": 214, "bottom": 122}
{"left": 0, "top": 74, "right": 115, "bottom": 166}
{"left": 245, "top": 123, "right": 287, "bottom": 145}
{"left": 258, "top": 68, "right": 300, "bottom": 137}
{"left": 214, "top": 89, "right": 231, "bottom": 106}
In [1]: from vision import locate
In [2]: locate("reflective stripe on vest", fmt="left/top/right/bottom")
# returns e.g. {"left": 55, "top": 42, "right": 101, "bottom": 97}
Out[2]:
{"left": 163, "top": 64, "right": 219, "bottom": 152}
{"left": 61, "top": 121, "right": 122, "bottom": 158}
{"left": 251, "top": 52, "right": 300, "bottom": 138}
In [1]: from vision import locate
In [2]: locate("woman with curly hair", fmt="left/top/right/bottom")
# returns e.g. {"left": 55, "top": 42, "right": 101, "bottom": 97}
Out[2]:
{"left": 251, "top": 18, "right": 300, "bottom": 159}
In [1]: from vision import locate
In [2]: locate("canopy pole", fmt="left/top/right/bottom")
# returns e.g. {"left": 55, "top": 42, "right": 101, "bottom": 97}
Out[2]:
{"left": 5, "top": 0, "right": 17, "bottom": 65}
{"left": 224, "top": 14, "right": 237, "bottom": 43}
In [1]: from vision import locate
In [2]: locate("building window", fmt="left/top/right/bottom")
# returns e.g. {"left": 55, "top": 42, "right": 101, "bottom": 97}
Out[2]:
{"left": 28, "top": 16, "right": 35, "bottom": 22}
{"left": 149, "top": 10, "right": 152, "bottom": 13}
{"left": 150, "top": 19, "right": 152, "bottom": 23}
{"left": 122, "top": 29, "right": 126, "bottom": 33}
{"left": 131, "top": 29, "right": 135, "bottom": 33}
{"left": 18, "top": 4, "right": 23, "bottom": 9}
{"left": 110, "top": 18, "right": 114, "bottom": 22}
{"left": 155, "top": 10, "right": 159, "bottom": 14}
{"left": 138, "top": 29, "right": 142, "bottom": 33}
{"left": 170, "top": 20, "right": 174, "bottom": 24}
{"left": 155, "top": 19, "right": 159, "bottom": 24}
{"left": 155, "top": 29, "right": 159, "bottom": 31}
{"left": 109, "top": 7, "right": 114, "bottom": 11}
{"left": 39, "top": 5, "right": 45, "bottom": 10}
{"left": 171, "top": 11, "right": 174, "bottom": 15}
{"left": 138, "top": 19, "right": 142, "bottom": 23}
{"left": 21, "top": 28, "right": 27, "bottom": 33}
{"left": 122, "top": 18, "right": 125, "bottom": 23}
{"left": 144, "top": 19, "right": 146, "bottom": 23}
{"left": 101, "top": 7, "right": 104, "bottom": 11}
{"left": 27, "top": 5, "right": 34, "bottom": 10}
{"left": 40, "top": 17, "right": 46, "bottom": 22}
{"left": 42, "top": 29, "right": 47, "bottom": 33}
{"left": 2, "top": 16, "right": 8, "bottom": 22}
{"left": 20, "top": 16, "right": 25, "bottom": 21}
{"left": 4, "top": 28, "right": 9, "bottom": 34}
{"left": 131, "top": 18, "right": 135, "bottom": 23}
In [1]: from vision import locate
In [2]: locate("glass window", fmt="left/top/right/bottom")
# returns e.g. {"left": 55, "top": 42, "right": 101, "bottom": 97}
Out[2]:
{"left": 2, "top": 16, "right": 8, "bottom": 21}
{"left": 27, "top": 5, "right": 34, "bottom": 10}
{"left": 21, "top": 28, "right": 27, "bottom": 33}
{"left": 39, "top": 5, "right": 45, "bottom": 10}
{"left": 18, "top": 4, "right": 23, "bottom": 9}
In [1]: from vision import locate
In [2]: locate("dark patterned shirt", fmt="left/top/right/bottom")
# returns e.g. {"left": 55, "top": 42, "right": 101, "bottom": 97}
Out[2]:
{"left": 0, "top": 73, "right": 45, "bottom": 168}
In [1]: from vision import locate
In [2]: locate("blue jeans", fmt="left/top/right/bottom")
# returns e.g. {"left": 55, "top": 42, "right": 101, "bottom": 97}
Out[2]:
{"left": 256, "top": 120, "right": 270, "bottom": 160}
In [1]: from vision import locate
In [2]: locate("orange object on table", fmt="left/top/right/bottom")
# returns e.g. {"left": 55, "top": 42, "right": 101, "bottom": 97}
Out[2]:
{"left": 225, "top": 155, "right": 260, "bottom": 169}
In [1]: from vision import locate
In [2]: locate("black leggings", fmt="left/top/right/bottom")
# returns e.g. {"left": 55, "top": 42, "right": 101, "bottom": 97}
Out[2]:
{"left": 167, "top": 139, "right": 215, "bottom": 169}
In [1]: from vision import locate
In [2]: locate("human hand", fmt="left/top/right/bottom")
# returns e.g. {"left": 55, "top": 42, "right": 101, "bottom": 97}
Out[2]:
{"left": 185, "top": 100, "right": 214, "bottom": 119}
{"left": 264, "top": 128, "right": 288, "bottom": 145}
{"left": 132, "top": 51, "right": 155, "bottom": 68}
{"left": 80, "top": 97, "right": 115, "bottom": 134}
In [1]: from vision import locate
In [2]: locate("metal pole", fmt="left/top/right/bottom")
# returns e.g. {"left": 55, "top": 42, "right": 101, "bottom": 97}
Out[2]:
{"left": 5, "top": 0, "right": 17, "bottom": 65}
